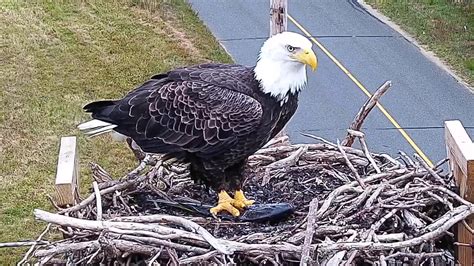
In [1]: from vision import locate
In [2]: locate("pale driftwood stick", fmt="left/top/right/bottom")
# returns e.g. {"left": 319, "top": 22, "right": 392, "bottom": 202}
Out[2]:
{"left": 262, "top": 135, "right": 289, "bottom": 149}
{"left": 337, "top": 139, "right": 366, "bottom": 189}
{"left": 58, "top": 174, "right": 148, "bottom": 214}
{"left": 315, "top": 205, "right": 470, "bottom": 252}
{"left": 422, "top": 205, "right": 469, "bottom": 234}
{"left": 376, "top": 233, "right": 406, "bottom": 242}
{"left": 248, "top": 154, "right": 276, "bottom": 162}
{"left": 430, "top": 185, "right": 473, "bottom": 206}
{"left": 352, "top": 130, "right": 381, "bottom": 173}
{"left": 86, "top": 248, "right": 101, "bottom": 264}
{"left": 179, "top": 251, "right": 220, "bottom": 264}
{"left": 300, "top": 198, "right": 318, "bottom": 266}
{"left": 129, "top": 154, "right": 153, "bottom": 177}
{"left": 107, "top": 227, "right": 184, "bottom": 240}
{"left": 364, "top": 183, "right": 386, "bottom": 208}
{"left": 373, "top": 209, "right": 398, "bottom": 231}
{"left": 90, "top": 162, "right": 112, "bottom": 183}
{"left": 108, "top": 233, "right": 208, "bottom": 254}
{"left": 147, "top": 247, "right": 163, "bottom": 266}
{"left": 403, "top": 210, "right": 425, "bottom": 231}
{"left": 17, "top": 223, "right": 52, "bottom": 264}
{"left": 255, "top": 145, "right": 298, "bottom": 155}
{"left": 345, "top": 226, "right": 376, "bottom": 264}
{"left": 302, "top": 150, "right": 369, "bottom": 166}
{"left": 35, "top": 209, "right": 206, "bottom": 243}
{"left": 107, "top": 239, "right": 164, "bottom": 257}
{"left": 380, "top": 255, "right": 388, "bottom": 266}
{"left": 114, "top": 215, "right": 225, "bottom": 253}
{"left": 380, "top": 153, "right": 403, "bottom": 169}
{"left": 150, "top": 215, "right": 233, "bottom": 255}
{"left": 342, "top": 81, "right": 392, "bottom": 147}
{"left": 414, "top": 154, "right": 445, "bottom": 184}
{"left": 288, "top": 226, "right": 357, "bottom": 244}
{"left": 265, "top": 146, "right": 307, "bottom": 170}
{"left": 300, "top": 133, "right": 338, "bottom": 148}
{"left": 329, "top": 232, "right": 359, "bottom": 265}
{"left": 263, "top": 146, "right": 308, "bottom": 185}
{"left": 36, "top": 210, "right": 231, "bottom": 254}
{"left": 385, "top": 252, "right": 445, "bottom": 260}
{"left": 35, "top": 240, "right": 100, "bottom": 257}
{"left": 316, "top": 172, "right": 399, "bottom": 219}
{"left": 0, "top": 240, "right": 49, "bottom": 248}
{"left": 92, "top": 181, "right": 102, "bottom": 221}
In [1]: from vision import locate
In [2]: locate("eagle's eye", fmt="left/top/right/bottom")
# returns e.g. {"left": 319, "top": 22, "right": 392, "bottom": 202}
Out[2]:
{"left": 286, "top": 45, "right": 295, "bottom": 52}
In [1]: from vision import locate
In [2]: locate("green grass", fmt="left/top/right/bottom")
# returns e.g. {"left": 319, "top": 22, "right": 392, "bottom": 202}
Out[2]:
{"left": 0, "top": 0, "right": 231, "bottom": 263}
{"left": 366, "top": 0, "right": 474, "bottom": 86}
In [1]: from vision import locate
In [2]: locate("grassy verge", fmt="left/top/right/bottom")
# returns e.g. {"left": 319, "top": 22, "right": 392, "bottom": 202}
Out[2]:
{"left": 0, "top": 0, "right": 231, "bottom": 263}
{"left": 365, "top": 0, "right": 473, "bottom": 86}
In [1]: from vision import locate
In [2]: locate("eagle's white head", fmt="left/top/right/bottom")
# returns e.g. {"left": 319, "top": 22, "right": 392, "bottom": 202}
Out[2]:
{"left": 254, "top": 32, "right": 317, "bottom": 102}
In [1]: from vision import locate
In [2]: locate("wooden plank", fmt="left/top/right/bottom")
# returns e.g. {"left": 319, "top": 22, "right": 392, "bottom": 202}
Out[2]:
{"left": 445, "top": 120, "right": 474, "bottom": 197}
{"left": 445, "top": 120, "right": 474, "bottom": 265}
{"left": 54, "top": 136, "right": 79, "bottom": 207}
{"left": 270, "top": 0, "right": 287, "bottom": 36}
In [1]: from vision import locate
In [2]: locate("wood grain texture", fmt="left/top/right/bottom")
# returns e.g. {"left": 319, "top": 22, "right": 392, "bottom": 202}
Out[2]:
{"left": 445, "top": 120, "right": 474, "bottom": 265}
{"left": 54, "top": 136, "right": 79, "bottom": 207}
{"left": 270, "top": 0, "right": 287, "bottom": 36}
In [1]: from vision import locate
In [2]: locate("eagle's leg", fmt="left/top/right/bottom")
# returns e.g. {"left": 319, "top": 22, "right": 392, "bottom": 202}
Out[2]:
{"left": 126, "top": 137, "right": 146, "bottom": 162}
{"left": 210, "top": 190, "right": 241, "bottom": 217}
{"left": 232, "top": 190, "right": 254, "bottom": 209}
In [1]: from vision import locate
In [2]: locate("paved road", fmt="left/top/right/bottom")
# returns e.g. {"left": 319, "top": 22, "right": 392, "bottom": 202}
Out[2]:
{"left": 188, "top": 0, "right": 474, "bottom": 164}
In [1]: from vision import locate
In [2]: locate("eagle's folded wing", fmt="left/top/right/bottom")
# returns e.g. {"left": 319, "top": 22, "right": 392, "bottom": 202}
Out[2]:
{"left": 111, "top": 78, "right": 263, "bottom": 158}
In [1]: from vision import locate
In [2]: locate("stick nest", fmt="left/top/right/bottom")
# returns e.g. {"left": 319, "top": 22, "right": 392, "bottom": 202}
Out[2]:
{"left": 24, "top": 133, "right": 474, "bottom": 265}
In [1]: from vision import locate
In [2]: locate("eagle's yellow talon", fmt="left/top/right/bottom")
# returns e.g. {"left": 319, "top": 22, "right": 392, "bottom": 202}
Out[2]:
{"left": 233, "top": 190, "right": 254, "bottom": 210}
{"left": 210, "top": 190, "right": 240, "bottom": 217}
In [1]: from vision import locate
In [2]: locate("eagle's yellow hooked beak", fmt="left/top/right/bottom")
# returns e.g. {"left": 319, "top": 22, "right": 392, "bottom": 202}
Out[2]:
{"left": 295, "top": 48, "right": 317, "bottom": 71}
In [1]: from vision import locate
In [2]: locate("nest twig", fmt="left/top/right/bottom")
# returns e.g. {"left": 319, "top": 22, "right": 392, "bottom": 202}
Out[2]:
{"left": 10, "top": 134, "right": 467, "bottom": 265}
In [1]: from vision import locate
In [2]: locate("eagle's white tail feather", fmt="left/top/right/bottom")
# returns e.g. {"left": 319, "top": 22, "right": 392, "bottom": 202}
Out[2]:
{"left": 78, "top": 119, "right": 117, "bottom": 137}
{"left": 78, "top": 119, "right": 112, "bottom": 130}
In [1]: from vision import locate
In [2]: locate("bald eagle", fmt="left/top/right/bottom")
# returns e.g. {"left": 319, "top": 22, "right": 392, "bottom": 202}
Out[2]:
{"left": 79, "top": 32, "right": 317, "bottom": 216}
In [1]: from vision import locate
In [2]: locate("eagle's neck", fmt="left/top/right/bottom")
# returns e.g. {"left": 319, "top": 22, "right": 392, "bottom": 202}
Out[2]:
{"left": 254, "top": 58, "right": 307, "bottom": 104}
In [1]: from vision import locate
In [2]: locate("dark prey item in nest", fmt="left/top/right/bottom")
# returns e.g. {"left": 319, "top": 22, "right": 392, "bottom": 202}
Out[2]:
{"left": 143, "top": 198, "right": 295, "bottom": 224}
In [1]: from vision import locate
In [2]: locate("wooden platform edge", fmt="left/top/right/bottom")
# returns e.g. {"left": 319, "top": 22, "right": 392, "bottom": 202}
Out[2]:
{"left": 445, "top": 120, "right": 474, "bottom": 265}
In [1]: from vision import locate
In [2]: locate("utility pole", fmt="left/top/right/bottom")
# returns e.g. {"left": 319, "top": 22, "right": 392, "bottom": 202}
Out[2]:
{"left": 270, "top": 0, "right": 287, "bottom": 36}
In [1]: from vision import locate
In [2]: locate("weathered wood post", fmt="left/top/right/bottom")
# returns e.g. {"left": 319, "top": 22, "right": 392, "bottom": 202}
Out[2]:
{"left": 445, "top": 120, "right": 474, "bottom": 265}
{"left": 55, "top": 136, "right": 80, "bottom": 206}
{"left": 270, "top": 0, "right": 287, "bottom": 36}
{"left": 270, "top": 0, "right": 288, "bottom": 139}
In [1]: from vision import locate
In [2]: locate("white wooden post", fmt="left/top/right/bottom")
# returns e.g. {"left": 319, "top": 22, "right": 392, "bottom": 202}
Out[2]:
{"left": 55, "top": 136, "right": 80, "bottom": 206}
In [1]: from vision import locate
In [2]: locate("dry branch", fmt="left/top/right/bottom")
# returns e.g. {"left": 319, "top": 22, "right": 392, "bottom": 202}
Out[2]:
{"left": 342, "top": 81, "right": 392, "bottom": 147}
